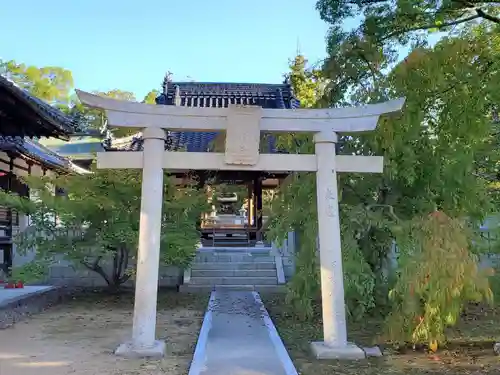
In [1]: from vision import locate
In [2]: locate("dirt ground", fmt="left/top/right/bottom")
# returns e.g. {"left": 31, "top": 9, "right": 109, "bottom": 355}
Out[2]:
{"left": 264, "top": 294, "right": 500, "bottom": 375}
{"left": 0, "top": 291, "right": 208, "bottom": 375}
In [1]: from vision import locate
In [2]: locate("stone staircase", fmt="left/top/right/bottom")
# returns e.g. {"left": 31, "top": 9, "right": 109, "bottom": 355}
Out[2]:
{"left": 180, "top": 247, "right": 286, "bottom": 292}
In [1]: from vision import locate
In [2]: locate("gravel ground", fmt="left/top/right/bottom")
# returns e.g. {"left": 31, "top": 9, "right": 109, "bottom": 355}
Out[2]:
{"left": 0, "top": 290, "right": 208, "bottom": 375}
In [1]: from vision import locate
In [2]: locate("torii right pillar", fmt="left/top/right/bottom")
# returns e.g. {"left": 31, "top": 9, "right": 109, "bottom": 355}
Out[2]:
{"left": 311, "top": 131, "right": 365, "bottom": 360}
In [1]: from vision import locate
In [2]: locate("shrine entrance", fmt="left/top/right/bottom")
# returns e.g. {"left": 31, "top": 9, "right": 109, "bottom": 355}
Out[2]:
{"left": 77, "top": 89, "right": 404, "bottom": 360}
{"left": 199, "top": 174, "right": 277, "bottom": 247}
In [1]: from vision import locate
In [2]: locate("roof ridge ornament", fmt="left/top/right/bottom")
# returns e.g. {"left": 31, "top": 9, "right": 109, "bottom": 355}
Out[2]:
{"left": 174, "top": 85, "right": 181, "bottom": 106}
{"left": 162, "top": 71, "right": 173, "bottom": 94}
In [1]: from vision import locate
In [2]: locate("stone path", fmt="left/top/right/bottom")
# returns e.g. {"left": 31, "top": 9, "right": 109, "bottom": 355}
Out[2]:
{"left": 189, "top": 290, "right": 298, "bottom": 375}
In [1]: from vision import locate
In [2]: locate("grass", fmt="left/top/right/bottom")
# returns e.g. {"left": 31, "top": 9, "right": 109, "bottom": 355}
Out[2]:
{"left": 263, "top": 294, "right": 500, "bottom": 375}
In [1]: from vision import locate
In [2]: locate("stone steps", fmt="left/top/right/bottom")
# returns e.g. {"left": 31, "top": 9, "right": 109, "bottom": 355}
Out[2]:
{"left": 197, "top": 246, "right": 271, "bottom": 254}
{"left": 191, "top": 262, "right": 276, "bottom": 270}
{"left": 179, "top": 284, "right": 286, "bottom": 293}
{"left": 194, "top": 253, "right": 274, "bottom": 263}
{"left": 191, "top": 269, "right": 276, "bottom": 277}
{"left": 201, "top": 237, "right": 251, "bottom": 247}
{"left": 190, "top": 276, "right": 278, "bottom": 285}
{"left": 183, "top": 247, "right": 282, "bottom": 292}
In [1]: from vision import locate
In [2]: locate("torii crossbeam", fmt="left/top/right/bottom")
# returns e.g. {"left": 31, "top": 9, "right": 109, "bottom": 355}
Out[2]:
{"left": 77, "top": 90, "right": 404, "bottom": 360}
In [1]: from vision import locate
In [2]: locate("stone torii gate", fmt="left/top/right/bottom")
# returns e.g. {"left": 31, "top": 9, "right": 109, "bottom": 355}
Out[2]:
{"left": 77, "top": 90, "right": 404, "bottom": 359}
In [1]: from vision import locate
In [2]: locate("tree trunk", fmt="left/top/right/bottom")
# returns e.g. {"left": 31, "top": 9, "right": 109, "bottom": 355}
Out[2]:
{"left": 81, "top": 246, "right": 131, "bottom": 293}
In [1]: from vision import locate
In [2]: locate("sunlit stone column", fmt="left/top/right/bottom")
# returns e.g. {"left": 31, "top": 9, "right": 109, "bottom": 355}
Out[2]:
{"left": 115, "top": 127, "right": 166, "bottom": 358}
{"left": 310, "top": 131, "right": 365, "bottom": 360}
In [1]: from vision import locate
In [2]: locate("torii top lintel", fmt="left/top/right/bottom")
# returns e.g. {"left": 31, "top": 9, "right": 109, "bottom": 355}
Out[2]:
{"left": 76, "top": 90, "right": 405, "bottom": 134}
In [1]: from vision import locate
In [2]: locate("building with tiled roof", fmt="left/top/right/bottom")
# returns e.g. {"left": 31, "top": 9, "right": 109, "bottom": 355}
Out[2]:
{"left": 105, "top": 76, "right": 300, "bottom": 154}
{"left": 38, "top": 135, "right": 105, "bottom": 170}
{"left": 0, "top": 136, "right": 74, "bottom": 171}
{"left": 98, "top": 76, "right": 301, "bottom": 246}
{"left": 0, "top": 75, "right": 79, "bottom": 138}
{"left": 39, "top": 76, "right": 301, "bottom": 247}
{"left": 0, "top": 74, "right": 84, "bottom": 274}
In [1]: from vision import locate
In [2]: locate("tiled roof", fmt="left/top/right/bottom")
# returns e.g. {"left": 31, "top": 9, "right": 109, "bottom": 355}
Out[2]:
{"left": 46, "top": 140, "right": 105, "bottom": 159}
{"left": 105, "top": 131, "right": 281, "bottom": 154}
{"left": 156, "top": 81, "right": 300, "bottom": 109}
{"left": 106, "top": 80, "right": 300, "bottom": 153}
{"left": 0, "top": 75, "right": 80, "bottom": 138}
{"left": 0, "top": 136, "right": 71, "bottom": 170}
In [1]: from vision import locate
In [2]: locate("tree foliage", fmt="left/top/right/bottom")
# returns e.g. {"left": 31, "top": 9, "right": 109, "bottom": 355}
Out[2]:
{"left": 0, "top": 169, "right": 208, "bottom": 290}
{"left": 316, "top": 0, "right": 500, "bottom": 104}
{"left": 285, "top": 55, "right": 326, "bottom": 108}
{"left": 95, "top": 89, "right": 136, "bottom": 102}
{"left": 269, "top": 26, "right": 499, "bottom": 346}
{"left": 387, "top": 212, "right": 494, "bottom": 347}
{"left": 77, "top": 89, "right": 161, "bottom": 136}
{"left": 143, "top": 89, "right": 160, "bottom": 104}
{"left": 66, "top": 89, "right": 136, "bottom": 136}
{"left": 1, "top": 59, "right": 162, "bottom": 136}
{"left": 87, "top": 89, "right": 138, "bottom": 137}
{"left": 317, "top": 0, "right": 500, "bottom": 46}
{"left": 1, "top": 60, "right": 74, "bottom": 105}
{"left": 365, "top": 30, "right": 500, "bottom": 221}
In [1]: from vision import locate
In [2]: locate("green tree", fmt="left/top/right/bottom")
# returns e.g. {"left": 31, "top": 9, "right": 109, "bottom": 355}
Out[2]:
{"left": 269, "top": 32, "right": 499, "bottom": 345}
{"left": 0, "top": 169, "right": 207, "bottom": 290}
{"left": 143, "top": 89, "right": 160, "bottom": 104}
{"left": 317, "top": 0, "right": 500, "bottom": 46}
{"left": 387, "top": 212, "right": 493, "bottom": 348}
{"left": 89, "top": 89, "right": 139, "bottom": 137}
{"left": 0, "top": 59, "right": 142, "bottom": 135}
{"left": 276, "top": 55, "right": 326, "bottom": 152}
{"left": 315, "top": 0, "right": 500, "bottom": 104}
{"left": 1, "top": 60, "right": 74, "bottom": 105}
{"left": 285, "top": 55, "right": 325, "bottom": 108}
{"left": 94, "top": 89, "right": 136, "bottom": 102}
{"left": 268, "top": 56, "right": 373, "bottom": 320}
{"left": 68, "top": 89, "right": 140, "bottom": 135}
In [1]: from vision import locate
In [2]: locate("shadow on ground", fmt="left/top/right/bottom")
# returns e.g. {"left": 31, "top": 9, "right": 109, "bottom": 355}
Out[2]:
{"left": 0, "top": 289, "right": 208, "bottom": 375}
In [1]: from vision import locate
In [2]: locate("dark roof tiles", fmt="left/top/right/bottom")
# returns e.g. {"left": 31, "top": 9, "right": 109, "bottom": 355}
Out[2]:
{"left": 0, "top": 75, "right": 80, "bottom": 138}
{"left": 157, "top": 81, "right": 298, "bottom": 110}
{"left": 105, "top": 81, "right": 300, "bottom": 154}
{"left": 0, "top": 136, "right": 71, "bottom": 169}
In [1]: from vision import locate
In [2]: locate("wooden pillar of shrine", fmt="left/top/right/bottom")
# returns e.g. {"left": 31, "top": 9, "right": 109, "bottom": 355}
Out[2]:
{"left": 247, "top": 182, "right": 253, "bottom": 228}
{"left": 253, "top": 177, "right": 263, "bottom": 241}
{"left": 0, "top": 153, "right": 15, "bottom": 275}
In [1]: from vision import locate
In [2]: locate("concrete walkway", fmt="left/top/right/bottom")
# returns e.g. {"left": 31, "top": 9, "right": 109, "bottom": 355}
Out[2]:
{"left": 189, "top": 290, "right": 298, "bottom": 375}
{"left": 0, "top": 285, "right": 54, "bottom": 306}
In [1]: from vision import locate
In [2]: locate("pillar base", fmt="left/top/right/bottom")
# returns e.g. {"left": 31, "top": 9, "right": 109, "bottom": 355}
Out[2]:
{"left": 115, "top": 340, "right": 166, "bottom": 359}
{"left": 310, "top": 341, "right": 366, "bottom": 360}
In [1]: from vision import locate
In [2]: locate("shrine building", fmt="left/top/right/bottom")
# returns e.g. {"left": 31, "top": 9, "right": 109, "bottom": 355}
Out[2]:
{"left": 103, "top": 76, "right": 301, "bottom": 247}
{"left": 0, "top": 75, "right": 81, "bottom": 273}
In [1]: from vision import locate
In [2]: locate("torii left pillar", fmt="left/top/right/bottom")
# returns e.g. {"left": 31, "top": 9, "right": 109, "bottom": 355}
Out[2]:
{"left": 115, "top": 127, "right": 167, "bottom": 358}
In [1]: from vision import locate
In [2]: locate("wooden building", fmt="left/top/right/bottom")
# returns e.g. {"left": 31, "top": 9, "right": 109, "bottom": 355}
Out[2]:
{"left": 37, "top": 133, "right": 105, "bottom": 171}
{"left": 0, "top": 75, "right": 80, "bottom": 274}
{"left": 104, "top": 77, "right": 301, "bottom": 246}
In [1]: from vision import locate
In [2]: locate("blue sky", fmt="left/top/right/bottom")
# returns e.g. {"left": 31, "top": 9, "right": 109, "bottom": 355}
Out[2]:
{"left": 0, "top": 0, "right": 330, "bottom": 100}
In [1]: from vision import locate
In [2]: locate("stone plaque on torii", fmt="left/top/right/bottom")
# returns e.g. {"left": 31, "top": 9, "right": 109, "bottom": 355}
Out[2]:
{"left": 77, "top": 90, "right": 404, "bottom": 359}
